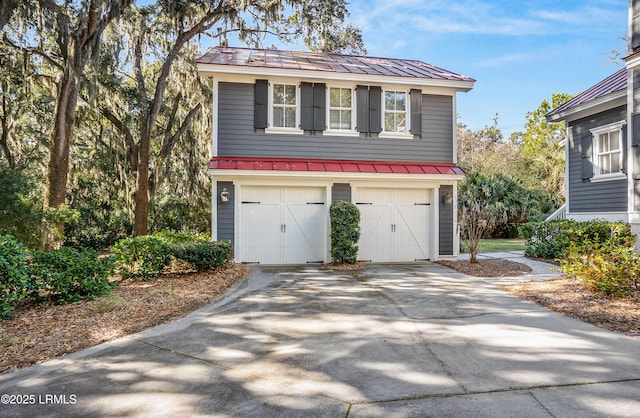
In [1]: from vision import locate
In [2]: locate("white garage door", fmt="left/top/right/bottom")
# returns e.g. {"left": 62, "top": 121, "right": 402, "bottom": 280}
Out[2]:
{"left": 240, "top": 186, "right": 326, "bottom": 264}
{"left": 357, "top": 188, "right": 431, "bottom": 262}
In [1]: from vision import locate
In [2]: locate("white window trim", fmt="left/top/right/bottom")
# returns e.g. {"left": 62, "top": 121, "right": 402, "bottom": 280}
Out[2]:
{"left": 326, "top": 85, "right": 356, "bottom": 134}
{"left": 266, "top": 81, "right": 303, "bottom": 134}
{"left": 381, "top": 89, "right": 412, "bottom": 139}
{"left": 590, "top": 121, "right": 625, "bottom": 181}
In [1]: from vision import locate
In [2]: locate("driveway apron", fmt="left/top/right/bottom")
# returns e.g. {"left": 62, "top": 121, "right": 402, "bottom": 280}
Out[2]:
{"left": 1, "top": 263, "right": 639, "bottom": 417}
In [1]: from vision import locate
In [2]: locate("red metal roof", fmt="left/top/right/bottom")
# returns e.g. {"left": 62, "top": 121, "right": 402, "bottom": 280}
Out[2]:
{"left": 209, "top": 157, "right": 465, "bottom": 176}
{"left": 197, "top": 47, "right": 475, "bottom": 83}
{"left": 546, "top": 68, "right": 627, "bottom": 118}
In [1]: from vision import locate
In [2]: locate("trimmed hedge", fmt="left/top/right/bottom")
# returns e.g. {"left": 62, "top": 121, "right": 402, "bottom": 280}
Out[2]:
{"left": 173, "top": 240, "right": 233, "bottom": 272}
{"left": 520, "top": 219, "right": 633, "bottom": 259}
{"left": 330, "top": 201, "right": 360, "bottom": 264}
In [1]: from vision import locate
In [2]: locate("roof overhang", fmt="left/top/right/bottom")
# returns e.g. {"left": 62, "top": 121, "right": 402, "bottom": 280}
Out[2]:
{"left": 208, "top": 157, "right": 465, "bottom": 182}
{"left": 624, "top": 50, "right": 640, "bottom": 70}
{"left": 545, "top": 90, "right": 627, "bottom": 123}
{"left": 197, "top": 63, "right": 475, "bottom": 92}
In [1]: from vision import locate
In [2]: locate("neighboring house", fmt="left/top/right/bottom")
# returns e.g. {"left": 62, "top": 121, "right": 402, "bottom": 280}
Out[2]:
{"left": 545, "top": 1, "right": 640, "bottom": 238}
{"left": 196, "top": 47, "right": 474, "bottom": 264}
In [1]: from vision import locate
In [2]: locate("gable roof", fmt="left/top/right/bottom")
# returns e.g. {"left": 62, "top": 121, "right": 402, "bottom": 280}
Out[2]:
{"left": 196, "top": 47, "right": 475, "bottom": 91}
{"left": 546, "top": 68, "right": 627, "bottom": 121}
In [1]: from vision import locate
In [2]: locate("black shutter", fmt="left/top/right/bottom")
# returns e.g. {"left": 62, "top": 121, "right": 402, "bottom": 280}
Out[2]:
{"left": 633, "top": 0, "right": 640, "bottom": 52}
{"left": 313, "top": 83, "right": 326, "bottom": 131}
{"left": 369, "top": 86, "right": 382, "bottom": 133}
{"left": 356, "top": 85, "right": 369, "bottom": 133}
{"left": 300, "top": 82, "right": 314, "bottom": 131}
{"left": 622, "top": 126, "right": 628, "bottom": 174}
{"left": 410, "top": 89, "right": 422, "bottom": 136}
{"left": 254, "top": 79, "right": 269, "bottom": 129}
{"left": 633, "top": 113, "right": 640, "bottom": 146}
{"left": 581, "top": 132, "right": 593, "bottom": 181}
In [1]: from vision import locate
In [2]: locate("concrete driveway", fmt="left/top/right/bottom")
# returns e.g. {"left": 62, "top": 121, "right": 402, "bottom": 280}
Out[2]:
{"left": 1, "top": 263, "right": 640, "bottom": 417}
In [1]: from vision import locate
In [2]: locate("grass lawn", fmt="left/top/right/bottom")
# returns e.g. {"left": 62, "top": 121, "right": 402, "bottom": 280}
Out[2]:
{"left": 461, "top": 238, "right": 526, "bottom": 253}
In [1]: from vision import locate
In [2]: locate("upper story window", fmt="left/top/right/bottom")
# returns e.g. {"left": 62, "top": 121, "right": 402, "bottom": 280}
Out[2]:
{"left": 589, "top": 121, "right": 625, "bottom": 181}
{"left": 272, "top": 83, "right": 297, "bottom": 128}
{"left": 328, "top": 87, "right": 353, "bottom": 130}
{"left": 383, "top": 90, "right": 407, "bottom": 133}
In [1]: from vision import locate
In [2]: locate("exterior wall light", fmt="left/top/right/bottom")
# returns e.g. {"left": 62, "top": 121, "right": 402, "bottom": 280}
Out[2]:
{"left": 220, "top": 187, "right": 230, "bottom": 202}
{"left": 443, "top": 192, "right": 453, "bottom": 205}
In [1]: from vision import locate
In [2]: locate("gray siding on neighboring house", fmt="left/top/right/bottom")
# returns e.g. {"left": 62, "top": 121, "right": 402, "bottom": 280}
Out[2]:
{"left": 218, "top": 83, "right": 454, "bottom": 163}
{"left": 439, "top": 185, "right": 454, "bottom": 255}
{"left": 331, "top": 183, "right": 351, "bottom": 202}
{"left": 216, "top": 182, "right": 234, "bottom": 243}
{"left": 567, "top": 106, "right": 628, "bottom": 213}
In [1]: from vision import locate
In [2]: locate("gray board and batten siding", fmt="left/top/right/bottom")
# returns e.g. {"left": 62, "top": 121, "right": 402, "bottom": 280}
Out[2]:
{"left": 216, "top": 182, "right": 235, "bottom": 244}
{"left": 438, "top": 185, "right": 454, "bottom": 256}
{"left": 568, "top": 106, "right": 627, "bottom": 213}
{"left": 217, "top": 82, "right": 454, "bottom": 163}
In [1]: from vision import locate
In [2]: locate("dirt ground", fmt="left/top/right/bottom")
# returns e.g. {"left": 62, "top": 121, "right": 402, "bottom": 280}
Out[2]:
{"left": 0, "top": 263, "right": 249, "bottom": 374}
{"left": 439, "top": 258, "right": 640, "bottom": 338}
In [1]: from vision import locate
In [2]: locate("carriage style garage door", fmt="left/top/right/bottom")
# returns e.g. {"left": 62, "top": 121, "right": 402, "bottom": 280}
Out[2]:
{"left": 357, "top": 188, "right": 431, "bottom": 262}
{"left": 240, "top": 186, "right": 326, "bottom": 264}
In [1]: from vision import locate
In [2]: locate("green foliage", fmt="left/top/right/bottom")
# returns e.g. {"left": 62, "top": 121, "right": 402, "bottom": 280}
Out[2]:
{"left": 149, "top": 196, "right": 210, "bottom": 236}
{"left": 173, "top": 240, "right": 233, "bottom": 272}
{"left": 561, "top": 243, "right": 640, "bottom": 297}
{"left": 0, "top": 235, "right": 30, "bottom": 318}
{"left": 521, "top": 219, "right": 633, "bottom": 259}
{"left": 111, "top": 235, "right": 172, "bottom": 280}
{"left": 153, "top": 229, "right": 209, "bottom": 245}
{"left": 0, "top": 171, "right": 43, "bottom": 248}
{"left": 29, "top": 247, "right": 115, "bottom": 305}
{"left": 330, "top": 201, "right": 360, "bottom": 264}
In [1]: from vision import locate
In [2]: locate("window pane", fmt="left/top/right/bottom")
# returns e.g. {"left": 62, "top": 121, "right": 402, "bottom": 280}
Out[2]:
{"left": 600, "top": 154, "right": 610, "bottom": 174}
{"left": 385, "top": 92, "right": 395, "bottom": 110}
{"left": 330, "top": 88, "right": 340, "bottom": 107}
{"left": 396, "top": 115, "right": 406, "bottom": 131}
{"left": 599, "top": 133, "right": 609, "bottom": 152}
{"left": 330, "top": 109, "right": 340, "bottom": 129}
{"left": 385, "top": 113, "right": 395, "bottom": 132}
{"left": 396, "top": 92, "right": 406, "bottom": 111}
{"left": 273, "top": 107, "right": 284, "bottom": 127}
{"left": 341, "top": 110, "right": 351, "bottom": 129}
{"left": 274, "top": 85, "right": 285, "bottom": 104}
{"left": 285, "top": 108, "right": 296, "bottom": 128}
{"left": 285, "top": 85, "right": 296, "bottom": 104}
{"left": 341, "top": 89, "right": 351, "bottom": 107}
{"left": 610, "top": 131, "right": 620, "bottom": 150}
{"left": 611, "top": 153, "right": 621, "bottom": 172}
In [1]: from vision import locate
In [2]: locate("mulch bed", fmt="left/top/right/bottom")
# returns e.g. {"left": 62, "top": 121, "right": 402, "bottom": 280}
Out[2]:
{"left": 437, "top": 258, "right": 532, "bottom": 277}
{"left": 0, "top": 263, "right": 249, "bottom": 374}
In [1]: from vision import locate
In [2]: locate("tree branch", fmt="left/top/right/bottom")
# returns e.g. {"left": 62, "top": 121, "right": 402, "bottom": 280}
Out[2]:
{"left": 160, "top": 102, "right": 201, "bottom": 159}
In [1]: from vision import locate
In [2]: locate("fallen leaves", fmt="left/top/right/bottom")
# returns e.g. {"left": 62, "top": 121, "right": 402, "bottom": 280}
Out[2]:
{"left": 0, "top": 263, "right": 249, "bottom": 374}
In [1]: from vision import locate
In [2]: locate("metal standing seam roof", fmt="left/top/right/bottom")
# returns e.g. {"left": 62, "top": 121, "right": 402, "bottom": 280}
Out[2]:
{"left": 209, "top": 157, "right": 466, "bottom": 176}
{"left": 196, "top": 47, "right": 475, "bottom": 83}
{"left": 546, "top": 68, "right": 627, "bottom": 118}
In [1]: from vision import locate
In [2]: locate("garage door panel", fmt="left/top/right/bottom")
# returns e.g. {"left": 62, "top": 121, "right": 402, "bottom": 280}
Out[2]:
{"left": 240, "top": 186, "right": 326, "bottom": 264}
{"left": 358, "top": 188, "right": 431, "bottom": 262}
{"left": 284, "top": 203, "right": 325, "bottom": 263}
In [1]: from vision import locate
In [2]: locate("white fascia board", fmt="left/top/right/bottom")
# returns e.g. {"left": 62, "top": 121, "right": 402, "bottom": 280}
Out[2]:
{"left": 567, "top": 212, "right": 629, "bottom": 222}
{"left": 626, "top": 53, "right": 640, "bottom": 70}
{"left": 207, "top": 169, "right": 465, "bottom": 183}
{"left": 546, "top": 92, "right": 627, "bottom": 123}
{"left": 197, "top": 64, "right": 475, "bottom": 92}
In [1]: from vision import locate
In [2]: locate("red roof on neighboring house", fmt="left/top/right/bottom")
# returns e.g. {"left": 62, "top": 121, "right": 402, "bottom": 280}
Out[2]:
{"left": 197, "top": 47, "right": 475, "bottom": 83}
{"left": 546, "top": 68, "right": 627, "bottom": 118}
{"left": 208, "top": 157, "right": 465, "bottom": 176}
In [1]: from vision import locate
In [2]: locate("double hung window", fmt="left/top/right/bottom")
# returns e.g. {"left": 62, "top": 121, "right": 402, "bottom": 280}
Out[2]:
{"left": 328, "top": 87, "right": 353, "bottom": 130}
{"left": 384, "top": 91, "right": 407, "bottom": 133}
{"left": 272, "top": 84, "right": 297, "bottom": 128}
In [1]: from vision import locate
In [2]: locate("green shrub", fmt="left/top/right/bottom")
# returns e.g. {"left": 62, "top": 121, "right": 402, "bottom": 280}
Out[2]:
{"left": 29, "top": 247, "right": 114, "bottom": 305}
{"left": 560, "top": 242, "right": 640, "bottom": 297}
{"left": 0, "top": 235, "right": 30, "bottom": 318}
{"left": 330, "top": 201, "right": 360, "bottom": 264}
{"left": 520, "top": 219, "right": 634, "bottom": 259}
{"left": 154, "top": 230, "right": 209, "bottom": 245}
{"left": 173, "top": 240, "right": 233, "bottom": 272}
{"left": 111, "top": 235, "right": 172, "bottom": 279}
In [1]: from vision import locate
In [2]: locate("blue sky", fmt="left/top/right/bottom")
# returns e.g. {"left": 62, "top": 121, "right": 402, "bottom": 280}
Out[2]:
{"left": 344, "top": 0, "right": 627, "bottom": 136}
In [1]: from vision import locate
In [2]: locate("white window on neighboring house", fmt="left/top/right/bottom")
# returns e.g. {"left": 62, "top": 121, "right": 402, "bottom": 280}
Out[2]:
{"left": 328, "top": 87, "right": 353, "bottom": 130}
{"left": 272, "top": 83, "right": 297, "bottom": 128}
{"left": 384, "top": 90, "right": 407, "bottom": 133}
{"left": 590, "top": 121, "right": 625, "bottom": 180}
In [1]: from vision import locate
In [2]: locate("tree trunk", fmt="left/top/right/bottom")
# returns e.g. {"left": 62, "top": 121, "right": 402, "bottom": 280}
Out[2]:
{"left": 43, "top": 66, "right": 78, "bottom": 249}
{"left": 133, "top": 132, "right": 150, "bottom": 236}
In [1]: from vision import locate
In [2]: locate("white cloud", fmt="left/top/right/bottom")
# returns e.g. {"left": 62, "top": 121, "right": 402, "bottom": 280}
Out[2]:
{"left": 475, "top": 52, "right": 536, "bottom": 68}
